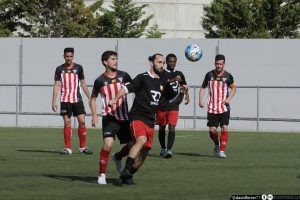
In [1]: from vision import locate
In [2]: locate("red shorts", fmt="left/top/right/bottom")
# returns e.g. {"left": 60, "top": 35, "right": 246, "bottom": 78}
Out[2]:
{"left": 156, "top": 110, "right": 179, "bottom": 126}
{"left": 130, "top": 120, "right": 154, "bottom": 149}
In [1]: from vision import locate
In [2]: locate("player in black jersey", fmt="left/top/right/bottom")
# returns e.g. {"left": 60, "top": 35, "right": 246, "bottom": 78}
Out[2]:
{"left": 156, "top": 53, "right": 190, "bottom": 158}
{"left": 109, "top": 53, "right": 186, "bottom": 184}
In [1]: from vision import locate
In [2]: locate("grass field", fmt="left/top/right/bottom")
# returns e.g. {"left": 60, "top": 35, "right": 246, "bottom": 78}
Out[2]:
{"left": 0, "top": 127, "right": 299, "bottom": 200}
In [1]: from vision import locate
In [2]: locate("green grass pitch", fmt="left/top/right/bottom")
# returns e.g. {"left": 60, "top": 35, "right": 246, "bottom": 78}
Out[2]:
{"left": 0, "top": 127, "right": 299, "bottom": 200}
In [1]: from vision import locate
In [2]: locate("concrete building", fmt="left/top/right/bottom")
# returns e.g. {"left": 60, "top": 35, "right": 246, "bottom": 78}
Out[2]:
{"left": 84, "top": 0, "right": 212, "bottom": 38}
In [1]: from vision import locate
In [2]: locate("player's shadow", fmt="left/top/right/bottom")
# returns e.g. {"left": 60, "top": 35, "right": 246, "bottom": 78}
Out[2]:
{"left": 44, "top": 174, "right": 122, "bottom": 186}
{"left": 174, "top": 152, "right": 215, "bottom": 158}
{"left": 17, "top": 149, "right": 60, "bottom": 154}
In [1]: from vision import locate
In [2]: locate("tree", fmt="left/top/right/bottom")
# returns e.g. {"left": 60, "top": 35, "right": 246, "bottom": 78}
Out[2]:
{"left": 202, "top": 0, "right": 300, "bottom": 38}
{"left": 96, "top": 0, "right": 153, "bottom": 38}
{"left": 146, "top": 23, "right": 165, "bottom": 38}
{"left": 0, "top": 0, "right": 103, "bottom": 37}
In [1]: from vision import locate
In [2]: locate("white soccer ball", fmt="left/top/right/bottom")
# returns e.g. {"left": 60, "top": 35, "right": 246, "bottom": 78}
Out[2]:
{"left": 185, "top": 44, "right": 203, "bottom": 62}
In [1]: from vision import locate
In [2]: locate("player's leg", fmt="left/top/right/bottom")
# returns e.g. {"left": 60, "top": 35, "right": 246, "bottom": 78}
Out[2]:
{"left": 60, "top": 103, "right": 72, "bottom": 154}
{"left": 207, "top": 112, "right": 220, "bottom": 157}
{"left": 98, "top": 116, "right": 118, "bottom": 184}
{"left": 74, "top": 102, "right": 92, "bottom": 154}
{"left": 112, "top": 121, "right": 133, "bottom": 174}
{"left": 219, "top": 111, "right": 230, "bottom": 158}
{"left": 165, "top": 110, "right": 179, "bottom": 158}
{"left": 156, "top": 110, "right": 167, "bottom": 156}
{"left": 120, "top": 120, "right": 149, "bottom": 181}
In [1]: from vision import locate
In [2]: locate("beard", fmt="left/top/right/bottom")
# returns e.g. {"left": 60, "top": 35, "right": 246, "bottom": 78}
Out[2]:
{"left": 153, "top": 67, "right": 162, "bottom": 75}
{"left": 108, "top": 65, "right": 117, "bottom": 72}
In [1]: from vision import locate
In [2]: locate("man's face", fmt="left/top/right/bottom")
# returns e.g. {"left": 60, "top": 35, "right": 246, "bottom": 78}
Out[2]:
{"left": 152, "top": 55, "right": 165, "bottom": 75}
{"left": 166, "top": 57, "right": 177, "bottom": 70}
{"left": 215, "top": 59, "right": 225, "bottom": 73}
{"left": 104, "top": 55, "right": 118, "bottom": 72}
{"left": 64, "top": 52, "right": 74, "bottom": 65}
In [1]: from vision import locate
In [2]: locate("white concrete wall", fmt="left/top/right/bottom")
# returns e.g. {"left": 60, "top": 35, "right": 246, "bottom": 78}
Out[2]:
{"left": 84, "top": 0, "right": 212, "bottom": 38}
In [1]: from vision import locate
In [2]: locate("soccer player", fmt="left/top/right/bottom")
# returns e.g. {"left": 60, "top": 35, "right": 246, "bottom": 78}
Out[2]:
{"left": 199, "top": 54, "right": 236, "bottom": 158}
{"left": 156, "top": 53, "right": 190, "bottom": 158}
{"left": 52, "top": 47, "right": 93, "bottom": 155}
{"left": 109, "top": 53, "right": 185, "bottom": 184}
{"left": 90, "top": 51, "right": 133, "bottom": 185}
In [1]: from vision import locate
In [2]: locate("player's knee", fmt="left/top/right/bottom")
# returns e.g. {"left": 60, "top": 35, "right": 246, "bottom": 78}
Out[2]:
{"left": 221, "top": 126, "right": 228, "bottom": 132}
{"left": 136, "top": 136, "right": 147, "bottom": 145}
{"left": 209, "top": 127, "right": 217, "bottom": 132}
{"left": 168, "top": 125, "right": 176, "bottom": 133}
{"left": 159, "top": 125, "right": 166, "bottom": 131}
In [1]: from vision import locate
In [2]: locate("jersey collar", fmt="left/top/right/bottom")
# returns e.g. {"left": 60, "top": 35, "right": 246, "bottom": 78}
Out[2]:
{"left": 165, "top": 68, "right": 176, "bottom": 73}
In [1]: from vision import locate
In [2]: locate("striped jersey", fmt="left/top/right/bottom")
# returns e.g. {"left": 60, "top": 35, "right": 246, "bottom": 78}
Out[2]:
{"left": 201, "top": 70, "right": 235, "bottom": 114}
{"left": 54, "top": 63, "right": 84, "bottom": 103}
{"left": 91, "top": 70, "right": 132, "bottom": 121}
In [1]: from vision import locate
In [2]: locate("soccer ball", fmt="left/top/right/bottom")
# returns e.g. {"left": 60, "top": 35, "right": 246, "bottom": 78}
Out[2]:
{"left": 185, "top": 44, "right": 203, "bottom": 62}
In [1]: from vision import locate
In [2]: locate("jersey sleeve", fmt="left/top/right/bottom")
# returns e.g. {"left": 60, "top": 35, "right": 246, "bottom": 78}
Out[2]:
{"left": 179, "top": 72, "right": 187, "bottom": 85}
{"left": 54, "top": 67, "right": 61, "bottom": 81}
{"left": 91, "top": 79, "right": 101, "bottom": 98}
{"left": 123, "top": 72, "right": 132, "bottom": 85}
{"left": 227, "top": 73, "right": 236, "bottom": 88}
{"left": 125, "top": 74, "right": 142, "bottom": 93}
{"left": 201, "top": 72, "right": 210, "bottom": 88}
{"left": 78, "top": 65, "right": 85, "bottom": 80}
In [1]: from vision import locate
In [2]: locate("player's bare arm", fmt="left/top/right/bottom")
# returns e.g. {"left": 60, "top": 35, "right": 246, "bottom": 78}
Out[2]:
{"left": 184, "top": 86, "right": 190, "bottom": 105}
{"left": 222, "top": 84, "right": 236, "bottom": 105}
{"left": 199, "top": 87, "right": 205, "bottom": 108}
{"left": 52, "top": 81, "right": 61, "bottom": 112}
{"left": 108, "top": 87, "right": 127, "bottom": 106}
{"left": 90, "top": 97, "right": 98, "bottom": 127}
{"left": 80, "top": 79, "right": 91, "bottom": 105}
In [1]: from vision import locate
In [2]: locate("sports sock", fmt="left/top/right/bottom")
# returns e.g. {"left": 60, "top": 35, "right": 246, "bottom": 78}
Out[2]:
{"left": 115, "top": 144, "right": 130, "bottom": 160}
{"left": 220, "top": 131, "right": 229, "bottom": 151}
{"left": 209, "top": 130, "right": 219, "bottom": 145}
{"left": 167, "top": 131, "right": 175, "bottom": 150}
{"left": 99, "top": 148, "right": 110, "bottom": 174}
{"left": 123, "top": 157, "right": 135, "bottom": 172}
{"left": 64, "top": 127, "right": 72, "bottom": 149}
{"left": 78, "top": 126, "right": 86, "bottom": 148}
{"left": 130, "top": 167, "right": 138, "bottom": 175}
{"left": 158, "top": 128, "right": 166, "bottom": 149}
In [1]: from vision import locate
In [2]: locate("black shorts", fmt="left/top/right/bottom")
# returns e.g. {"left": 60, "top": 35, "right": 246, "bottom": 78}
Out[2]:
{"left": 60, "top": 101, "right": 86, "bottom": 117}
{"left": 207, "top": 111, "right": 230, "bottom": 128}
{"left": 102, "top": 115, "right": 132, "bottom": 144}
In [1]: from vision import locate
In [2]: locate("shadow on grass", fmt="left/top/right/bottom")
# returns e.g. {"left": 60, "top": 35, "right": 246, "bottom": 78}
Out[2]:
{"left": 44, "top": 174, "right": 122, "bottom": 186}
{"left": 174, "top": 152, "right": 215, "bottom": 158}
{"left": 17, "top": 149, "right": 60, "bottom": 154}
{"left": 297, "top": 175, "right": 300, "bottom": 179}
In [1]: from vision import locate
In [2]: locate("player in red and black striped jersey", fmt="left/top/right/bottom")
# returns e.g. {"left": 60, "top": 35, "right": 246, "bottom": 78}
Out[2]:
{"left": 90, "top": 51, "right": 133, "bottom": 185}
{"left": 199, "top": 54, "right": 236, "bottom": 158}
{"left": 109, "top": 53, "right": 186, "bottom": 184}
{"left": 156, "top": 53, "right": 190, "bottom": 158}
{"left": 52, "top": 47, "right": 92, "bottom": 155}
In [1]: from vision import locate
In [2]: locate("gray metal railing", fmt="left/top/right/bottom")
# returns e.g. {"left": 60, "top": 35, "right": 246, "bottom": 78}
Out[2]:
{"left": 1, "top": 84, "right": 300, "bottom": 131}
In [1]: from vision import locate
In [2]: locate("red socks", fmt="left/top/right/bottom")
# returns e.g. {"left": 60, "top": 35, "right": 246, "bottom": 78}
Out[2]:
{"left": 99, "top": 149, "right": 110, "bottom": 174}
{"left": 78, "top": 126, "right": 86, "bottom": 148}
{"left": 209, "top": 130, "right": 219, "bottom": 145}
{"left": 64, "top": 127, "right": 72, "bottom": 149}
{"left": 220, "top": 131, "right": 229, "bottom": 151}
{"left": 115, "top": 144, "right": 130, "bottom": 160}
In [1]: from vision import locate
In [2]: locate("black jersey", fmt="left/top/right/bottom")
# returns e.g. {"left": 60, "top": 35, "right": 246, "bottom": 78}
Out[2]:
{"left": 91, "top": 70, "right": 132, "bottom": 121}
{"left": 54, "top": 63, "right": 84, "bottom": 103}
{"left": 158, "top": 68, "right": 187, "bottom": 111}
{"left": 201, "top": 70, "right": 235, "bottom": 114}
{"left": 125, "top": 71, "right": 176, "bottom": 127}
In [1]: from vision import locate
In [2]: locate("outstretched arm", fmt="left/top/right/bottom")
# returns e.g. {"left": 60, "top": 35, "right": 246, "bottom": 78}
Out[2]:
{"left": 108, "top": 87, "right": 127, "bottom": 106}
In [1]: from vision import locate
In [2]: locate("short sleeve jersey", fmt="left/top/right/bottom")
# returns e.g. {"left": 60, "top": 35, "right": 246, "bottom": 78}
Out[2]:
{"left": 91, "top": 70, "right": 132, "bottom": 121}
{"left": 158, "top": 68, "right": 187, "bottom": 111}
{"left": 54, "top": 63, "right": 84, "bottom": 103}
{"left": 201, "top": 70, "right": 235, "bottom": 114}
{"left": 125, "top": 71, "right": 176, "bottom": 127}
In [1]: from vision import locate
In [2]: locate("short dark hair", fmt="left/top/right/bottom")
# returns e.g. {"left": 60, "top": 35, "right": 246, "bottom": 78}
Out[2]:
{"left": 166, "top": 53, "right": 177, "bottom": 61}
{"left": 101, "top": 51, "right": 117, "bottom": 66}
{"left": 64, "top": 47, "right": 74, "bottom": 54}
{"left": 148, "top": 53, "right": 163, "bottom": 62}
{"left": 215, "top": 54, "right": 225, "bottom": 62}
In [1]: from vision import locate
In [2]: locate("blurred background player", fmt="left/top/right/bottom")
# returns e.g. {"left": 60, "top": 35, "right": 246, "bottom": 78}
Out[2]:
{"left": 156, "top": 53, "right": 190, "bottom": 158}
{"left": 199, "top": 54, "right": 236, "bottom": 158}
{"left": 109, "top": 53, "right": 185, "bottom": 184}
{"left": 52, "top": 47, "right": 92, "bottom": 155}
{"left": 90, "top": 51, "right": 133, "bottom": 185}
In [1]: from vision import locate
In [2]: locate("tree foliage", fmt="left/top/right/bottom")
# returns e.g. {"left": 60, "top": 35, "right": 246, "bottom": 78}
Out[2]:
{"left": 146, "top": 23, "right": 165, "bottom": 38}
{"left": 202, "top": 0, "right": 300, "bottom": 38}
{"left": 95, "top": 0, "right": 153, "bottom": 38}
